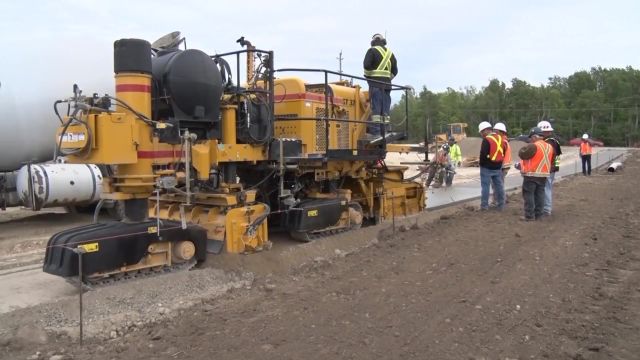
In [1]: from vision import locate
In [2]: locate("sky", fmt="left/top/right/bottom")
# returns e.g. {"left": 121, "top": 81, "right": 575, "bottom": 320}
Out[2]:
{"left": 1, "top": 0, "right": 640, "bottom": 100}
{"left": 1, "top": 0, "right": 639, "bottom": 148}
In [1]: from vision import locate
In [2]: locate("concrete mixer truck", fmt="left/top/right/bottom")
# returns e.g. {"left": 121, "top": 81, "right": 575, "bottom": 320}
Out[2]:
{"left": 0, "top": 83, "right": 103, "bottom": 211}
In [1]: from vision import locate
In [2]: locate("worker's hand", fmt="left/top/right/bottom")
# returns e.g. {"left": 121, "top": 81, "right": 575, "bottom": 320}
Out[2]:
{"left": 514, "top": 162, "right": 521, "bottom": 170}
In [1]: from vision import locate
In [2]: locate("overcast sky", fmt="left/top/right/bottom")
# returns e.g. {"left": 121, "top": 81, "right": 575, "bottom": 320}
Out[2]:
{"left": 1, "top": 0, "right": 639, "bottom": 104}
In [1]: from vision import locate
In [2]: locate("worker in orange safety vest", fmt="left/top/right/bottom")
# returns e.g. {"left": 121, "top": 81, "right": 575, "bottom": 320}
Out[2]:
{"left": 580, "top": 133, "right": 593, "bottom": 176}
{"left": 478, "top": 121, "right": 506, "bottom": 210}
{"left": 493, "top": 122, "right": 512, "bottom": 178}
{"left": 491, "top": 122, "right": 511, "bottom": 206}
{"left": 515, "top": 127, "right": 554, "bottom": 221}
{"left": 537, "top": 120, "right": 562, "bottom": 216}
{"left": 422, "top": 144, "right": 454, "bottom": 188}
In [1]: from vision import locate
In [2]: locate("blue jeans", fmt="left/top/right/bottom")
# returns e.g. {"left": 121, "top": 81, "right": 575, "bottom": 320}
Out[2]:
{"left": 368, "top": 86, "right": 391, "bottom": 136}
{"left": 481, "top": 167, "right": 504, "bottom": 209}
{"left": 370, "top": 86, "right": 391, "bottom": 116}
{"left": 543, "top": 172, "right": 555, "bottom": 214}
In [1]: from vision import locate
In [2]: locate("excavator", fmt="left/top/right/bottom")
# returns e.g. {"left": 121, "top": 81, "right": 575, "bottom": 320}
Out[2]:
{"left": 42, "top": 32, "right": 425, "bottom": 284}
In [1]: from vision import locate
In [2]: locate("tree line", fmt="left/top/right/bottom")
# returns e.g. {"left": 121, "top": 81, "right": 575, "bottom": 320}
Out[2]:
{"left": 391, "top": 66, "right": 640, "bottom": 146}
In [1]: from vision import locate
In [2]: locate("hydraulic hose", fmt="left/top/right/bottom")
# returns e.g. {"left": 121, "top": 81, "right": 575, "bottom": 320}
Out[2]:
{"left": 245, "top": 203, "right": 270, "bottom": 236}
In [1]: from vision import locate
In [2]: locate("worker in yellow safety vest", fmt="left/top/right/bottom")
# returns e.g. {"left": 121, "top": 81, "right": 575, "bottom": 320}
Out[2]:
{"left": 448, "top": 136, "right": 462, "bottom": 167}
{"left": 363, "top": 33, "right": 398, "bottom": 137}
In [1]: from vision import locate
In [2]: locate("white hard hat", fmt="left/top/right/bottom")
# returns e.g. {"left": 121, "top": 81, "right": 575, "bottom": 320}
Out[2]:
{"left": 493, "top": 122, "right": 507, "bottom": 133}
{"left": 582, "top": 133, "right": 589, "bottom": 139}
{"left": 478, "top": 121, "right": 492, "bottom": 133}
{"left": 537, "top": 120, "right": 553, "bottom": 131}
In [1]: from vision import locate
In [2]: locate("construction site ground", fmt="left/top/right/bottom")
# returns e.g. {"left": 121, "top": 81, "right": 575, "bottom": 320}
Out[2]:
{"left": 1, "top": 150, "right": 640, "bottom": 359}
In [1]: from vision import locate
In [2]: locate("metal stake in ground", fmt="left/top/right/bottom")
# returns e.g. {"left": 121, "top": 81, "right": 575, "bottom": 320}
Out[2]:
{"left": 73, "top": 246, "right": 87, "bottom": 346}
{"left": 392, "top": 195, "right": 396, "bottom": 235}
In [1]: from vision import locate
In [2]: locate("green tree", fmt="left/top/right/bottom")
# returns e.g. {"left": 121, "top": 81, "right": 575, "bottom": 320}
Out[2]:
{"left": 391, "top": 66, "right": 640, "bottom": 146}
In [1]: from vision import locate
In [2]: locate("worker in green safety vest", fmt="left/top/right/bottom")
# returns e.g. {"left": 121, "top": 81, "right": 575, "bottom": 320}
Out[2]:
{"left": 448, "top": 136, "right": 462, "bottom": 167}
{"left": 363, "top": 33, "right": 398, "bottom": 136}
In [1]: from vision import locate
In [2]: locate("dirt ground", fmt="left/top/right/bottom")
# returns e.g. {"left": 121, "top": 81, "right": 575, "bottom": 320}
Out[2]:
{"left": 0, "top": 208, "right": 91, "bottom": 256}
{"left": 1, "top": 152, "right": 639, "bottom": 360}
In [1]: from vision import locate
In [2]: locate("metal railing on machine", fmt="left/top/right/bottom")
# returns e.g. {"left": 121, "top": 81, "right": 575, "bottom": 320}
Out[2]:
{"left": 211, "top": 47, "right": 275, "bottom": 94}
{"left": 274, "top": 68, "right": 412, "bottom": 160}
{"left": 211, "top": 48, "right": 277, "bottom": 144}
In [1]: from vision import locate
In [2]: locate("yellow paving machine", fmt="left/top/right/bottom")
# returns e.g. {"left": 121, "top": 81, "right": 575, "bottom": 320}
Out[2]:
{"left": 43, "top": 33, "right": 424, "bottom": 283}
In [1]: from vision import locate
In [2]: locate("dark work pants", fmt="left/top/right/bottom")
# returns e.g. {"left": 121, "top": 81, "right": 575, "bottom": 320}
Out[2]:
{"left": 522, "top": 176, "right": 547, "bottom": 219}
{"left": 367, "top": 86, "right": 392, "bottom": 135}
{"left": 444, "top": 165, "right": 454, "bottom": 186}
{"left": 581, "top": 154, "right": 592, "bottom": 175}
{"left": 369, "top": 86, "right": 392, "bottom": 116}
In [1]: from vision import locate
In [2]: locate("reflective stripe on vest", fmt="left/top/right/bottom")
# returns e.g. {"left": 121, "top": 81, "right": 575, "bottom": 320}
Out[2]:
{"left": 580, "top": 141, "right": 592, "bottom": 155}
{"left": 521, "top": 141, "right": 553, "bottom": 177}
{"left": 486, "top": 134, "right": 504, "bottom": 161}
{"left": 364, "top": 46, "right": 393, "bottom": 78}
{"left": 371, "top": 115, "right": 390, "bottom": 123}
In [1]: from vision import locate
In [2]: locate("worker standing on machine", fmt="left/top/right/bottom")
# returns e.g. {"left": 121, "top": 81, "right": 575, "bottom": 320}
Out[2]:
{"left": 478, "top": 121, "right": 506, "bottom": 210}
{"left": 448, "top": 136, "right": 462, "bottom": 168}
{"left": 537, "top": 120, "right": 562, "bottom": 216}
{"left": 363, "top": 33, "right": 398, "bottom": 137}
